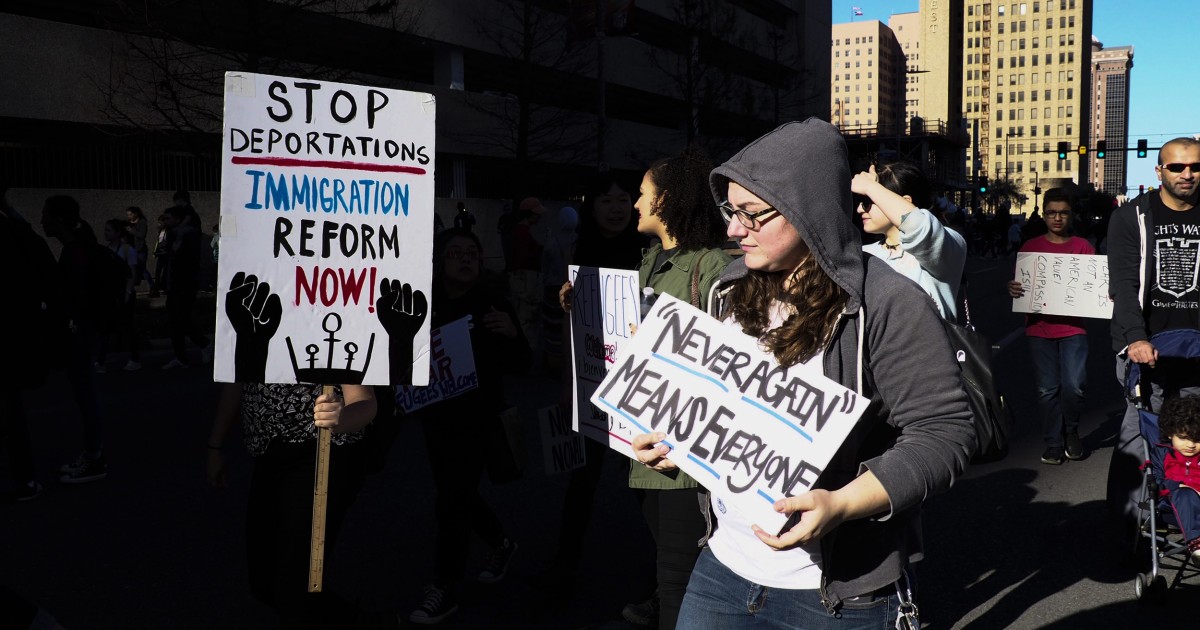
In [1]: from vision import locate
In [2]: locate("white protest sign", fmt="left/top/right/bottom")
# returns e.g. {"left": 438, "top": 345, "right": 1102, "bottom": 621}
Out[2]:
{"left": 567, "top": 265, "right": 641, "bottom": 457}
{"left": 1012, "top": 252, "right": 1112, "bottom": 319}
{"left": 394, "top": 316, "right": 478, "bottom": 413}
{"left": 590, "top": 295, "right": 869, "bottom": 532}
{"left": 540, "top": 405, "right": 587, "bottom": 475}
{"left": 215, "top": 72, "right": 435, "bottom": 385}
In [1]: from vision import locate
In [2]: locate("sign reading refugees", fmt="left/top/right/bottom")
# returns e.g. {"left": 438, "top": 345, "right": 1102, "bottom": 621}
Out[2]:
{"left": 394, "top": 317, "right": 477, "bottom": 414}
{"left": 590, "top": 295, "right": 868, "bottom": 531}
{"left": 540, "top": 405, "right": 587, "bottom": 475}
{"left": 1012, "top": 252, "right": 1112, "bottom": 319}
{"left": 214, "top": 72, "right": 435, "bottom": 385}
{"left": 567, "top": 265, "right": 641, "bottom": 456}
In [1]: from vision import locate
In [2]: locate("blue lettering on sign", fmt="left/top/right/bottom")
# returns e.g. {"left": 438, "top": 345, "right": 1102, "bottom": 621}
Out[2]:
{"left": 242, "top": 168, "right": 411, "bottom": 217}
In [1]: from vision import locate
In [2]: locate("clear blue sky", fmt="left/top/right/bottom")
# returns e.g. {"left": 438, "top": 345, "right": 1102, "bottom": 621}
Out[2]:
{"left": 833, "top": 0, "right": 1195, "bottom": 193}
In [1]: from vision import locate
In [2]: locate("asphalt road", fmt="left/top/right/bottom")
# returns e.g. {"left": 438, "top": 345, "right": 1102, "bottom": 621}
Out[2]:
{"left": 3, "top": 255, "right": 1197, "bottom": 629}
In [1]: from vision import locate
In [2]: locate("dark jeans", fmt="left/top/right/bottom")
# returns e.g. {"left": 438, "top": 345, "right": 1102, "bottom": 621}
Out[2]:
{"left": 98, "top": 293, "right": 141, "bottom": 363}
{"left": 551, "top": 438, "right": 633, "bottom": 575}
{"left": 1167, "top": 485, "right": 1200, "bottom": 542}
{"left": 641, "top": 487, "right": 707, "bottom": 630}
{"left": 0, "top": 386, "right": 35, "bottom": 486}
{"left": 246, "top": 440, "right": 365, "bottom": 629}
{"left": 65, "top": 323, "right": 103, "bottom": 455}
{"left": 1027, "top": 334, "right": 1088, "bottom": 447}
{"left": 167, "top": 288, "right": 207, "bottom": 362}
{"left": 679, "top": 548, "right": 900, "bottom": 629}
{"left": 421, "top": 414, "right": 506, "bottom": 587}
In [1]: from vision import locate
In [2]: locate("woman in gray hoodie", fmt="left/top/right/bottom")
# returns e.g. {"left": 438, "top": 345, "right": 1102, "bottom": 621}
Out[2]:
{"left": 631, "top": 118, "right": 975, "bottom": 627}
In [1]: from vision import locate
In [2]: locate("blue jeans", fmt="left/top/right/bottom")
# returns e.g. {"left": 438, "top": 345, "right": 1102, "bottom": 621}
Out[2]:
{"left": 678, "top": 548, "right": 899, "bottom": 629}
{"left": 1027, "top": 334, "right": 1088, "bottom": 447}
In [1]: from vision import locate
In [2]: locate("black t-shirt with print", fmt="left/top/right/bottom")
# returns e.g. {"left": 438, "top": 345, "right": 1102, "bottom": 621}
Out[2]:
{"left": 1148, "top": 196, "right": 1200, "bottom": 335}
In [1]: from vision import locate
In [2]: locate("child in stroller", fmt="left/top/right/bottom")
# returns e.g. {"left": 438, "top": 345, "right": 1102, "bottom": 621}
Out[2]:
{"left": 1156, "top": 396, "right": 1200, "bottom": 560}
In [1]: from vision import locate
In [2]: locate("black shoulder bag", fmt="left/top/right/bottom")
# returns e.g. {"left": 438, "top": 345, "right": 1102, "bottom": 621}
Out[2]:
{"left": 942, "top": 298, "right": 1013, "bottom": 464}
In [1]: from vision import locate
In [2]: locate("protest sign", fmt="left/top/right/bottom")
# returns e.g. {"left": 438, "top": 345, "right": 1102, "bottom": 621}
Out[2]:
{"left": 394, "top": 316, "right": 478, "bottom": 413}
{"left": 215, "top": 72, "right": 435, "bottom": 385}
{"left": 590, "top": 295, "right": 869, "bottom": 532}
{"left": 540, "top": 405, "right": 587, "bottom": 475}
{"left": 567, "top": 265, "right": 641, "bottom": 457}
{"left": 1012, "top": 252, "right": 1112, "bottom": 319}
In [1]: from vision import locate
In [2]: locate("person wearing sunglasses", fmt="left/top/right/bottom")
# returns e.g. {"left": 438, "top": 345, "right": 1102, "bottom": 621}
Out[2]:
{"left": 851, "top": 160, "right": 967, "bottom": 321}
{"left": 1006, "top": 188, "right": 1094, "bottom": 466}
{"left": 1106, "top": 136, "right": 1200, "bottom": 549}
{"left": 631, "top": 119, "right": 974, "bottom": 628}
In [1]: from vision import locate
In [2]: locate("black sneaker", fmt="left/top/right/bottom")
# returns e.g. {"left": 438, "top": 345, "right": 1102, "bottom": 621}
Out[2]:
{"left": 621, "top": 592, "right": 660, "bottom": 627}
{"left": 59, "top": 452, "right": 89, "bottom": 474}
{"left": 15, "top": 481, "right": 43, "bottom": 502}
{"left": 478, "top": 538, "right": 517, "bottom": 584}
{"left": 1064, "top": 432, "right": 1086, "bottom": 460}
{"left": 1040, "top": 446, "right": 1066, "bottom": 465}
{"left": 408, "top": 585, "right": 457, "bottom": 625}
{"left": 61, "top": 456, "right": 108, "bottom": 483}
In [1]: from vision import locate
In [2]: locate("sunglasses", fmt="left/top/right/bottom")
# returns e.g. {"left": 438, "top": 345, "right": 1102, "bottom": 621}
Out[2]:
{"left": 1160, "top": 162, "right": 1200, "bottom": 173}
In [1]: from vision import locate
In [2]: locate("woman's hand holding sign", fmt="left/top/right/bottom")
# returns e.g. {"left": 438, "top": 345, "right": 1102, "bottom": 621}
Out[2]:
{"left": 376, "top": 278, "right": 428, "bottom": 384}
{"left": 226, "top": 271, "right": 282, "bottom": 383}
{"left": 631, "top": 431, "right": 677, "bottom": 473}
{"left": 750, "top": 470, "right": 890, "bottom": 550}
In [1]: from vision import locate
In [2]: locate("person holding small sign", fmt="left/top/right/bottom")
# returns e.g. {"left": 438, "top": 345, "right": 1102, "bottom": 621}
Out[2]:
{"left": 1006, "top": 188, "right": 1095, "bottom": 465}
{"left": 853, "top": 160, "right": 967, "bottom": 321}
{"left": 631, "top": 119, "right": 975, "bottom": 628}
{"left": 406, "top": 227, "right": 531, "bottom": 625}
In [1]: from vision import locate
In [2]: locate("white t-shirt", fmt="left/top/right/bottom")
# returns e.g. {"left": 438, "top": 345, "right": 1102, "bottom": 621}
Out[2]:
{"left": 708, "top": 300, "right": 824, "bottom": 589}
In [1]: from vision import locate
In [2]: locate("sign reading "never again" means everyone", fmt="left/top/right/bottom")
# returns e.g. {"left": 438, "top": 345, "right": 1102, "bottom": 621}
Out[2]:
{"left": 590, "top": 295, "right": 868, "bottom": 532}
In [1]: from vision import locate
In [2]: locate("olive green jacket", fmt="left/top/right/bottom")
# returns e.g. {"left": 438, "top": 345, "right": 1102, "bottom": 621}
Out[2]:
{"left": 628, "top": 243, "right": 732, "bottom": 490}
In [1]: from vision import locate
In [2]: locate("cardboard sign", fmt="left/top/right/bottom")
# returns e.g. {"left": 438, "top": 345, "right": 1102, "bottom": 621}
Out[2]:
{"left": 394, "top": 316, "right": 478, "bottom": 413}
{"left": 567, "top": 265, "right": 641, "bottom": 458}
{"left": 590, "top": 295, "right": 868, "bottom": 532}
{"left": 1012, "top": 252, "right": 1112, "bottom": 319}
{"left": 215, "top": 72, "right": 435, "bottom": 385}
{"left": 540, "top": 405, "right": 587, "bottom": 475}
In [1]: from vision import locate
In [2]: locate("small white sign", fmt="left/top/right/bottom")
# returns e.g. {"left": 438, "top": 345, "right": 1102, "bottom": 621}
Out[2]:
{"left": 567, "top": 265, "right": 642, "bottom": 458}
{"left": 394, "top": 317, "right": 477, "bottom": 413}
{"left": 1012, "top": 252, "right": 1112, "bottom": 319}
{"left": 590, "top": 295, "right": 869, "bottom": 532}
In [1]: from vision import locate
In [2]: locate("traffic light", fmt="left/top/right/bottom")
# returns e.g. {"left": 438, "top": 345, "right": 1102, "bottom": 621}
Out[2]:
{"left": 1096, "top": 140, "right": 1106, "bottom": 159}
{"left": 978, "top": 178, "right": 988, "bottom": 194}
{"left": 1078, "top": 144, "right": 1088, "bottom": 156}
{"left": 1137, "top": 139, "right": 1148, "bottom": 158}
{"left": 1057, "top": 141, "right": 1069, "bottom": 160}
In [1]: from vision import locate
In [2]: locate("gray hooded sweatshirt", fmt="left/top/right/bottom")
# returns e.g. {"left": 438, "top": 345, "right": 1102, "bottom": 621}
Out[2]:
{"left": 706, "top": 118, "right": 976, "bottom": 611}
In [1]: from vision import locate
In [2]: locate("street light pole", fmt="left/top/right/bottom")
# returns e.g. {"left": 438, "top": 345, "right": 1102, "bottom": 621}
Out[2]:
{"left": 1033, "top": 169, "right": 1040, "bottom": 213}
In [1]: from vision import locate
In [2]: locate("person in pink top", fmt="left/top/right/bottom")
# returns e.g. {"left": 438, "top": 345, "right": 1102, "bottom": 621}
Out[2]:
{"left": 1157, "top": 396, "right": 1200, "bottom": 559}
{"left": 1007, "top": 188, "right": 1095, "bottom": 465}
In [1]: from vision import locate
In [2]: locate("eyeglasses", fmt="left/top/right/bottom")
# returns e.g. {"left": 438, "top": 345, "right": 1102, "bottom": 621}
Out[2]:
{"left": 1044, "top": 211, "right": 1071, "bottom": 218}
{"left": 445, "top": 249, "right": 479, "bottom": 261}
{"left": 1160, "top": 162, "right": 1200, "bottom": 173}
{"left": 718, "top": 202, "right": 779, "bottom": 229}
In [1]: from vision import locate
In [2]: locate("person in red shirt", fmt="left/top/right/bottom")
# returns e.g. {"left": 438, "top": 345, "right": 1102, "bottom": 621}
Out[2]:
{"left": 1156, "top": 396, "right": 1200, "bottom": 559}
{"left": 1007, "top": 188, "right": 1095, "bottom": 465}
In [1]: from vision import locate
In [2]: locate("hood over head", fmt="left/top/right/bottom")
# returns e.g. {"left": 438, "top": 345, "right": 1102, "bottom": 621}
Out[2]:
{"left": 709, "top": 117, "right": 862, "bottom": 312}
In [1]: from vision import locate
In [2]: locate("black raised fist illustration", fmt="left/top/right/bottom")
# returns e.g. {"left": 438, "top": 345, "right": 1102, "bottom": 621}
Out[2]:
{"left": 375, "top": 278, "right": 428, "bottom": 384}
{"left": 225, "top": 271, "right": 282, "bottom": 383}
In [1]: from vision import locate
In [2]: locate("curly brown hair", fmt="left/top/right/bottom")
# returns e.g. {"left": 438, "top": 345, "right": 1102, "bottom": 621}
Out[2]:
{"left": 645, "top": 147, "right": 727, "bottom": 251}
{"left": 723, "top": 252, "right": 848, "bottom": 368}
{"left": 1160, "top": 396, "right": 1200, "bottom": 442}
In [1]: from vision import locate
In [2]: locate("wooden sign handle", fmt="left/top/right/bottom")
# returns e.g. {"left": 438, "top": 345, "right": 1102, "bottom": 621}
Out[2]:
{"left": 308, "top": 384, "right": 334, "bottom": 593}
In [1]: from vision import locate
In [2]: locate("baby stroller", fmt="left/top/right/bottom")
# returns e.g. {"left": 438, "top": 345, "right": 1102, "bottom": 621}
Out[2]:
{"left": 1123, "top": 328, "right": 1200, "bottom": 602}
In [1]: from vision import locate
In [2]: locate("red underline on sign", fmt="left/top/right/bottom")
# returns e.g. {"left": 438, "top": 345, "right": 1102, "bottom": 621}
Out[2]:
{"left": 231, "top": 156, "right": 427, "bottom": 175}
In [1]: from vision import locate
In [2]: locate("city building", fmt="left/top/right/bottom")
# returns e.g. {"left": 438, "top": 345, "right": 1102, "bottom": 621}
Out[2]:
{"left": 961, "top": 0, "right": 1094, "bottom": 214}
{"left": 0, "top": 0, "right": 830, "bottom": 239}
{"left": 889, "top": 11, "right": 922, "bottom": 123}
{"left": 830, "top": 19, "right": 905, "bottom": 135}
{"left": 1090, "top": 39, "right": 1133, "bottom": 194}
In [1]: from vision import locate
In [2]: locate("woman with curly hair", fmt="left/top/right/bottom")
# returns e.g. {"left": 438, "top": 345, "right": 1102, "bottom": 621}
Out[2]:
{"left": 631, "top": 119, "right": 975, "bottom": 628}
{"left": 623, "top": 148, "right": 734, "bottom": 628}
